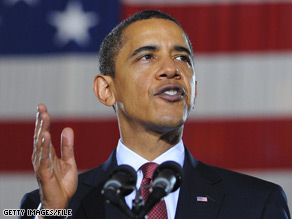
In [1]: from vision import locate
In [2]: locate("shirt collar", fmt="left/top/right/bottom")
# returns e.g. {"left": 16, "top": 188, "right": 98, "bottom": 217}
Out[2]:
{"left": 116, "top": 139, "right": 185, "bottom": 171}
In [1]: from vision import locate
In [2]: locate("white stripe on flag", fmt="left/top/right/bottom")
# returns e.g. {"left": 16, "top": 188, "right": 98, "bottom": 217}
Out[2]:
{"left": 0, "top": 53, "right": 291, "bottom": 119}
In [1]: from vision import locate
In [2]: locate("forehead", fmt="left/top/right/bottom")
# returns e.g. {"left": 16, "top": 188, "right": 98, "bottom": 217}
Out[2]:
{"left": 121, "top": 18, "right": 190, "bottom": 52}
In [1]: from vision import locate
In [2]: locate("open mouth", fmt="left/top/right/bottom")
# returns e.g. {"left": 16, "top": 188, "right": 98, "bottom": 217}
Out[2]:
{"left": 163, "top": 89, "right": 179, "bottom": 96}
{"left": 154, "top": 84, "right": 185, "bottom": 102}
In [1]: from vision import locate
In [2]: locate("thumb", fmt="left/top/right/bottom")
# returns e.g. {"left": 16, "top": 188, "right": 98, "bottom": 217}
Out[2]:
{"left": 61, "top": 127, "right": 75, "bottom": 163}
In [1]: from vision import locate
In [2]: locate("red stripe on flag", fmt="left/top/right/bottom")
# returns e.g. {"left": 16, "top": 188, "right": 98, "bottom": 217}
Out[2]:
{"left": 184, "top": 118, "right": 292, "bottom": 169}
{"left": 1, "top": 118, "right": 292, "bottom": 171}
{"left": 121, "top": 2, "right": 292, "bottom": 52}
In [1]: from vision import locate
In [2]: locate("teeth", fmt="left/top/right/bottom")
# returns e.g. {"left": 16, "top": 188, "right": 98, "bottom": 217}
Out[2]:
{"left": 164, "top": 90, "right": 178, "bottom": 95}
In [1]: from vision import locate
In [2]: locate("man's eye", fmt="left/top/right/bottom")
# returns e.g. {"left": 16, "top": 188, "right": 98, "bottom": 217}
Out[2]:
{"left": 176, "top": 55, "right": 191, "bottom": 64}
{"left": 140, "top": 54, "right": 153, "bottom": 60}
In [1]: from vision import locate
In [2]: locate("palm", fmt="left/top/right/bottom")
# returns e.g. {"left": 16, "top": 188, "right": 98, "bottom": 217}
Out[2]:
{"left": 40, "top": 151, "right": 77, "bottom": 209}
{"left": 33, "top": 104, "right": 78, "bottom": 209}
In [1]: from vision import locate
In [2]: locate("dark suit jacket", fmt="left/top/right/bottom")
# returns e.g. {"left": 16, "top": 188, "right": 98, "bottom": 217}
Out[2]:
{"left": 20, "top": 147, "right": 290, "bottom": 219}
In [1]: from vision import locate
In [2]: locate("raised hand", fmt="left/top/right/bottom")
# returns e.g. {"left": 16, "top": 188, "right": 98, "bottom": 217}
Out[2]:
{"left": 32, "top": 104, "right": 78, "bottom": 209}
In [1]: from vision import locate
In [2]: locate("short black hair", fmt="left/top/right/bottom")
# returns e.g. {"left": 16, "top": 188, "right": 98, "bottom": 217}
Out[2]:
{"left": 99, "top": 10, "right": 193, "bottom": 77}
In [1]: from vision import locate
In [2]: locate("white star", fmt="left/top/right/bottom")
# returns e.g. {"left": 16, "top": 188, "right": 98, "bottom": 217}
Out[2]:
{"left": 47, "top": 1, "right": 98, "bottom": 47}
{"left": 3, "top": 0, "right": 39, "bottom": 7}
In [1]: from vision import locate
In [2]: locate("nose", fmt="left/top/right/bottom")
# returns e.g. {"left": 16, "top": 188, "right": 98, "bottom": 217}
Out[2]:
{"left": 155, "top": 56, "right": 181, "bottom": 80}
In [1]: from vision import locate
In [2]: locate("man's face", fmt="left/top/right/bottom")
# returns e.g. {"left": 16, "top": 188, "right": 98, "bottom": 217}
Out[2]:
{"left": 112, "top": 18, "right": 196, "bottom": 131}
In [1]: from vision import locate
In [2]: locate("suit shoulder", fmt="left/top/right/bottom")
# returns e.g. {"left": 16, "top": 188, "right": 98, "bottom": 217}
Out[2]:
{"left": 77, "top": 150, "right": 115, "bottom": 185}
{"left": 198, "top": 162, "right": 282, "bottom": 192}
{"left": 78, "top": 164, "right": 105, "bottom": 183}
{"left": 19, "top": 189, "right": 40, "bottom": 210}
{"left": 197, "top": 162, "right": 290, "bottom": 218}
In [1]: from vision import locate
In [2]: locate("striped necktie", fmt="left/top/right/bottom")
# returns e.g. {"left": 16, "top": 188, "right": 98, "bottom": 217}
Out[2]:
{"left": 139, "top": 162, "right": 168, "bottom": 218}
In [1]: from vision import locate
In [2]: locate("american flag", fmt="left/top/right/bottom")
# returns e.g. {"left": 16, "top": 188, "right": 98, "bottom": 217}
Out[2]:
{"left": 0, "top": 0, "right": 291, "bottom": 213}
{"left": 197, "top": 196, "right": 208, "bottom": 202}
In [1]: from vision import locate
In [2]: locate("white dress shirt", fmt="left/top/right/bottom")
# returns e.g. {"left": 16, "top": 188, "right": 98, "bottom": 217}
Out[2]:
{"left": 116, "top": 139, "right": 185, "bottom": 219}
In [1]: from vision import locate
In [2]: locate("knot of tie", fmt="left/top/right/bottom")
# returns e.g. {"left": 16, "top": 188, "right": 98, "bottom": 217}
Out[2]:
{"left": 140, "top": 162, "right": 159, "bottom": 180}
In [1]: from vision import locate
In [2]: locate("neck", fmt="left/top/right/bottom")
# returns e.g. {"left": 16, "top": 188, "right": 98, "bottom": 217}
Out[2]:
{"left": 118, "top": 119, "right": 184, "bottom": 161}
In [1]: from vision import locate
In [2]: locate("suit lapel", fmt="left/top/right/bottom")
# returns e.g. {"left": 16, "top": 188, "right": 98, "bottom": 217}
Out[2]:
{"left": 175, "top": 148, "right": 225, "bottom": 219}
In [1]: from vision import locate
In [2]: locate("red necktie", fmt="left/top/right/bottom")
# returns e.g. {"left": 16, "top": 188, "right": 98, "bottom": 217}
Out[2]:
{"left": 139, "top": 162, "right": 168, "bottom": 218}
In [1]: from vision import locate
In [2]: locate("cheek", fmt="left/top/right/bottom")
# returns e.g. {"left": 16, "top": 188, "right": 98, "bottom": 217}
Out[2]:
{"left": 189, "top": 78, "right": 196, "bottom": 105}
{"left": 185, "top": 74, "right": 196, "bottom": 104}
{"left": 118, "top": 77, "right": 150, "bottom": 109}
{"left": 132, "top": 71, "right": 153, "bottom": 95}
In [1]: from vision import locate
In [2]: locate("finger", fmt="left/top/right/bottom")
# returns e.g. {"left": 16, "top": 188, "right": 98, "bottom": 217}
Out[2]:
{"left": 32, "top": 111, "right": 51, "bottom": 168}
{"left": 32, "top": 110, "right": 41, "bottom": 165}
{"left": 33, "top": 104, "right": 47, "bottom": 144}
{"left": 33, "top": 133, "right": 47, "bottom": 172}
{"left": 33, "top": 104, "right": 49, "bottom": 156}
{"left": 61, "top": 127, "right": 75, "bottom": 163}
{"left": 33, "top": 104, "right": 47, "bottom": 168}
{"left": 39, "top": 131, "right": 55, "bottom": 171}
{"left": 40, "top": 112, "right": 51, "bottom": 134}
{"left": 36, "top": 111, "right": 51, "bottom": 154}
{"left": 37, "top": 132, "right": 58, "bottom": 186}
{"left": 33, "top": 111, "right": 40, "bottom": 145}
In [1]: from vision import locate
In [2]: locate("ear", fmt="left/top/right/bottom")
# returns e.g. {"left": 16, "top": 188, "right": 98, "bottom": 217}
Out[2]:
{"left": 93, "top": 75, "right": 116, "bottom": 107}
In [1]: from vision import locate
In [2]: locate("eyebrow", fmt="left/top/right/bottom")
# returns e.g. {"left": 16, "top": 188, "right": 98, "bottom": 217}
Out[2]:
{"left": 130, "top": 45, "right": 157, "bottom": 57}
{"left": 130, "top": 45, "right": 191, "bottom": 58}
{"left": 174, "top": 46, "right": 191, "bottom": 56}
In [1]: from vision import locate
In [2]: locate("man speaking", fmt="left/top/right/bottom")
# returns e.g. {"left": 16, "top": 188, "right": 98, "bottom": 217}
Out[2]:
{"left": 20, "top": 10, "right": 290, "bottom": 219}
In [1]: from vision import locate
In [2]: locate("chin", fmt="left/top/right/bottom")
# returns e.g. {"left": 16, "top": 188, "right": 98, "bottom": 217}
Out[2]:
{"left": 156, "top": 115, "right": 185, "bottom": 129}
